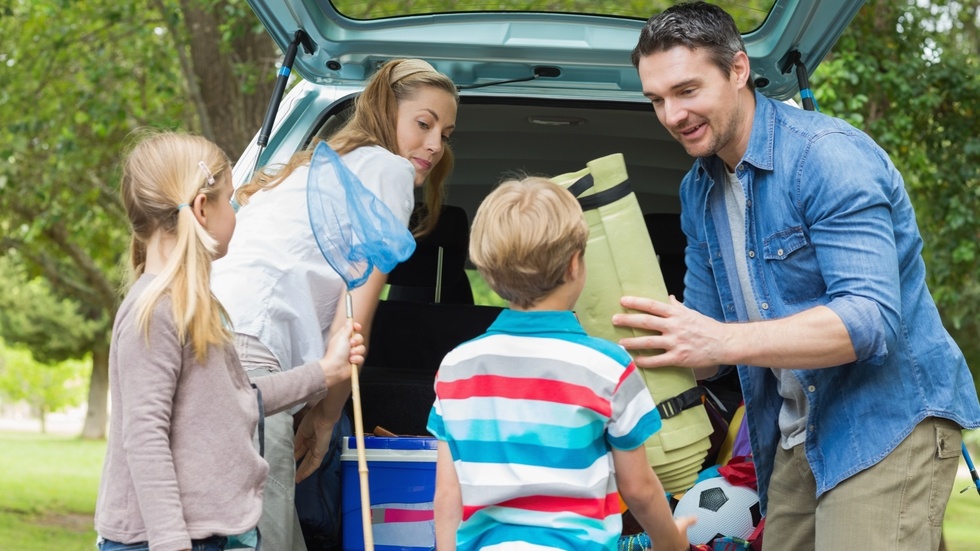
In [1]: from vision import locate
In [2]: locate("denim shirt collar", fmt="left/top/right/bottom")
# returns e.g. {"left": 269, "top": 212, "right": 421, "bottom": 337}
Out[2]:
{"left": 695, "top": 89, "right": 777, "bottom": 179}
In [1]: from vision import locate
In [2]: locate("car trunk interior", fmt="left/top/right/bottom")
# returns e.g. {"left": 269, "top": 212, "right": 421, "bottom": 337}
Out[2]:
{"left": 322, "top": 93, "right": 719, "bottom": 436}
{"left": 316, "top": 94, "right": 690, "bottom": 222}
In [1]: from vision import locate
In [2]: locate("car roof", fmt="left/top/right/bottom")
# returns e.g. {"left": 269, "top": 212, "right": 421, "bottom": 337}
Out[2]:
{"left": 247, "top": 0, "right": 865, "bottom": 101}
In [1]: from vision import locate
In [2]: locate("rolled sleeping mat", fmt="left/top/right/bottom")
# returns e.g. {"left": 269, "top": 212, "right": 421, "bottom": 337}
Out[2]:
{"left": 551, "top": 153, "right": 713, "bottom": 494}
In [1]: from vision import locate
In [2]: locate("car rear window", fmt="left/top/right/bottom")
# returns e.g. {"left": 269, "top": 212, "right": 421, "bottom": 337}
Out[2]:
{"left": 330, "top": 1, "right": 776, "bottom": 32}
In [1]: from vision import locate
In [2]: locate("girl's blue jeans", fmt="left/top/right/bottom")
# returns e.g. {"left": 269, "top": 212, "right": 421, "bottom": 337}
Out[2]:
{"left": 98, "top": 535, "right": 227, "bottom": 551}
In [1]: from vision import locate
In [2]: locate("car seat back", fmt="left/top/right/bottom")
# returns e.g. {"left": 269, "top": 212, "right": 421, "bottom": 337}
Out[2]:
{"left": 386, "top": 204, "right": 474, "bottom": 304}
{"left": 644, "top": 212, "right": 686, "bottom": 301}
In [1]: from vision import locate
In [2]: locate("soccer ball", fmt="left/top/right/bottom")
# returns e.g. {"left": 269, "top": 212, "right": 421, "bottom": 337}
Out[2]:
{"left": 671, "top": 476, "right": 762, "bottom": 545}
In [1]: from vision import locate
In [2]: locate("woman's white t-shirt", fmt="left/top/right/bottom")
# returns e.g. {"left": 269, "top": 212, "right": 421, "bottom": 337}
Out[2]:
{"left": 212, "top": 145, "right": 415, "bottom": 372}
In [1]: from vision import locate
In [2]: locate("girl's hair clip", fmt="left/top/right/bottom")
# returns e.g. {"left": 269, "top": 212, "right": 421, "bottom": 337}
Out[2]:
{"left": 198, "top": 161, "right": 216, "bottom": 186}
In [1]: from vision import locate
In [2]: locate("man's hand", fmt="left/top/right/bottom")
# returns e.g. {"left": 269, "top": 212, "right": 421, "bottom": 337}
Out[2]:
{"left": 612, "top": 295, "right": 727, "bottom": 371}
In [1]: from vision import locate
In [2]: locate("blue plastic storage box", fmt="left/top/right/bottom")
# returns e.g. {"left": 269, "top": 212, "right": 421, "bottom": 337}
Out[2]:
{"left": 341, "top": 436, "right": 438, "bottom": 551}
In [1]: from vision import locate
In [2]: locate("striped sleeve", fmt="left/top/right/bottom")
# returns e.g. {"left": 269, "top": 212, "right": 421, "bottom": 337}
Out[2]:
{"left": 606, "top": 361, "right": 661, "bottom": 450}
{"left": 426, "top": 393, "right": 448, "bottom": 441}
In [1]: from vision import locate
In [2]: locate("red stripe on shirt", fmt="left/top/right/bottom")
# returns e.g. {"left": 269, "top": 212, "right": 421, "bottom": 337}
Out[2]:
{"left": 615, "top": 361, "right": 638, "bottom": 393}
{"left": 461, "top": 493, "right": 621, "bottom": 521}
{"left": 437, "top": 375, "right": 611, "bottom": 417}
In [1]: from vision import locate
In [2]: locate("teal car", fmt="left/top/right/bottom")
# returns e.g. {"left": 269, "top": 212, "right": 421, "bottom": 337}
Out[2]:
{"left": 236, "top": 2, "right": 865, "bottom": 549}
{"left": 238, "top": 0, "right": 863, "bottom": 225}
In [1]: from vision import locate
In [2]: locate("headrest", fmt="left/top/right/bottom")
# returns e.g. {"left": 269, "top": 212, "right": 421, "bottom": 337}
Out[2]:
{"left": 387, "top": 204, "right": 470, "bottom": 288}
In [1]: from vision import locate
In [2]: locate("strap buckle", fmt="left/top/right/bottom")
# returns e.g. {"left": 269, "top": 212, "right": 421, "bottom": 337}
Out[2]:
{"left": 656, "top": 386, "right": 705, "bottom": 419}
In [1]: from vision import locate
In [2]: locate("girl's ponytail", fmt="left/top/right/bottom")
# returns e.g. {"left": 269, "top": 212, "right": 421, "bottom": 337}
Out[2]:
{"left": 120, "top": 130, "right": 231, "bottom": 362}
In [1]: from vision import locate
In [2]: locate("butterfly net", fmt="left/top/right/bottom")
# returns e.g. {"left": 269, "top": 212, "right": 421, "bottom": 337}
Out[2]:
{"left": 307, "top": 142, "right": 416, "bottom": 289}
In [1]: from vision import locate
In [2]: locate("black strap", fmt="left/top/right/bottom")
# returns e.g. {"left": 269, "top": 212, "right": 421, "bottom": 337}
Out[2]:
{"left": 251, "top": 383, "right": 265, "bottom": 457}
{"left": 250, "top": 383, "right": 265, "bottom": 551}
{"left": 566, "top": 174, "right": 633, "bottom": 212}
{"left": 656, "top": 386, "right": 705, "bottom": 419}
{"left": 567, "top": 173, "right": 594, "bottom": 197}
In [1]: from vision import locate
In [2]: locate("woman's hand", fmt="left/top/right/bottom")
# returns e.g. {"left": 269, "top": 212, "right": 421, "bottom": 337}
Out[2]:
{"left": 294, "top": 398, "right": 337, "bottom": 482}
{"left": 294, "top": 320, "right": 365, "bottom": 482}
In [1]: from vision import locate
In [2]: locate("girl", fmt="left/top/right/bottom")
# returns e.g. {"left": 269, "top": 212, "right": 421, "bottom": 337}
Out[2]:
{"left": 95, "top": 131, "right": 364, "bottom": 551}
{"left": 211, "top": 58, "right": 459, "bottom": 550}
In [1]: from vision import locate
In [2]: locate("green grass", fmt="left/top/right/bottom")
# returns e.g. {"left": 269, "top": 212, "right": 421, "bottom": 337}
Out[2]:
{"left": 943, "top": 473, "right": 980, "bottom": 551}
{"left": 2, "top": 430, "right": 980, "bottom": 550}
{"left": 0, "top": 431, "right": 105, "bottom": 551}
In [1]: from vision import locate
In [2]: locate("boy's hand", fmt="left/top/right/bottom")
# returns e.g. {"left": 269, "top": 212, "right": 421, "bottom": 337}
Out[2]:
{"left": 671, "top": 515, "right": 696, "bottom": 550}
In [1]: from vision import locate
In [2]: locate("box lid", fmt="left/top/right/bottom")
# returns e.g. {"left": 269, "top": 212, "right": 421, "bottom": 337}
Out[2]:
{"left": 343, "top": 436, "right": 438, "bottom": 451}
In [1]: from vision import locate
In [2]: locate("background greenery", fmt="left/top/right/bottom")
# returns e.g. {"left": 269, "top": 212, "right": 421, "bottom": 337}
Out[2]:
{"left": 1, "top": 0, "right": 977, "bottom": 438}
{"left": 3, "top": 429, "right": 980, "bottom": 550}
{"left": 0, "top": 432, "right": 105, "bottom": 551}
{"left": 0, "top": 0, "right": 978, "bottom": 545}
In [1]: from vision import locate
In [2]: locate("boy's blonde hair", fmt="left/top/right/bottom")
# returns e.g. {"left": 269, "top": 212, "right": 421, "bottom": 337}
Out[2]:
{"left": 120, "top": 130, "right": 231, "bottom": 362}
{"left": 237, "top": 58, "right": 459, "bottom": 238}
{"left": 469, "top": 177, "right": 588, "bottom": 309}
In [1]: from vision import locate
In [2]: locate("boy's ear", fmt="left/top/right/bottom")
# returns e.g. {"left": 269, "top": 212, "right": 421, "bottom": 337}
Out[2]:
{"left": 567, "top": 250, "right": 585, "bottom": 280}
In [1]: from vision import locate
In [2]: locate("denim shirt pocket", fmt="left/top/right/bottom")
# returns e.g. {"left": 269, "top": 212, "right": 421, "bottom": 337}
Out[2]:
{"left": 763, "top": 227, "right": 825, "bottom": 304}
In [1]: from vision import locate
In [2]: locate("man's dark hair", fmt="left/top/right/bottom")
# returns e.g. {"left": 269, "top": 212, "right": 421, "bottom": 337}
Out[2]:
{"left": 631, "top": 2, "right": 753, "bottom": 90}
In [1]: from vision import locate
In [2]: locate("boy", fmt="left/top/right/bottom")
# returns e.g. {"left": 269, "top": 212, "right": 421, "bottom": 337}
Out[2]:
{"left": 427, "top": 177, "right": 693, "bottom": 551}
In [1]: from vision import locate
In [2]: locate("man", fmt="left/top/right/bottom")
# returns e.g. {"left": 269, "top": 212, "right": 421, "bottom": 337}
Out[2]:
{"left": 612, "top": 2, "right": 980, "bottom": 550}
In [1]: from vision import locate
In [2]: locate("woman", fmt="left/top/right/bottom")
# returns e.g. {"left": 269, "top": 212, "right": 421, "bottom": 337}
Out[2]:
{"left": 212, "top": 58, "right": 458, "bottom": 551}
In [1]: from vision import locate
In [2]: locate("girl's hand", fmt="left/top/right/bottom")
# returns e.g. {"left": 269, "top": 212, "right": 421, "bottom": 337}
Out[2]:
{"left": 297, "top": 320, "right": 364, "bottom": 482}
{"left": 318, "top": 320, "right": 363, "bottom": 388}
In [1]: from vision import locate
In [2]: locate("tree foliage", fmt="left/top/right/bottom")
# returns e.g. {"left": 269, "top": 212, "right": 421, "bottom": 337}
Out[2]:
{"left": 0, "top": 343, "right": 88, "bottom": 434}
{"left": 0, "top": 258, "right": 100, "bottom": 365}
{"left": 0, "top": 0, "right": 275, "bottom": 438}
{"left": 330, "top": 0, "right": 773, "bottom": 30}
{"left": 0, "top": 0, "right": 179, "bottom": 437}
{"left": 811, "top": 0, "right": 980, "bottom": 376}
{"left": 1, "top": 0, "right": 978, "bottom": 437}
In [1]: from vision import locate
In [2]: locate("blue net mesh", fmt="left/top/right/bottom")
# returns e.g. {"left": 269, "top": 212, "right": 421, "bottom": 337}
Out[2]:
{"left": 307, "top": 142, "right": 416, "bottom": 290}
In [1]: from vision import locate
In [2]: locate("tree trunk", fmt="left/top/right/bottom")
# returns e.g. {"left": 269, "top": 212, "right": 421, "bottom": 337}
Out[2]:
{"left": 81, "top": 338, "right": 110, "bottom": 440}
{"left": 39, "top": 404, "right": 47, "bottom": 435}
{"left": 177, "top": 0, "right": 277, "bottom": 162}
{"left": 70, "top": 1, "right": 277, "bottom": 440}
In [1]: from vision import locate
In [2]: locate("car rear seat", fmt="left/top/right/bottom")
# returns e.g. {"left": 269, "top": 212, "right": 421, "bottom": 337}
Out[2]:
{"left": 346, "top": 204, "right": 501, "bottom": 435}
{"left": 386, "top": 205, "right": 474, "bottom": 305}
{"left": 349, "top": 211, "right": 695, "bottom": 435}
{"left": 643, "top": 212, "right": 686, "bottom": 301}
{"left": 354, "top": 301, "right": 502, "bottom": 435}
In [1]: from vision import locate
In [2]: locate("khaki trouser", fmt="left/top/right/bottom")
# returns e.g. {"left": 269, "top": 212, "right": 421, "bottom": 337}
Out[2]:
{"left": 763, "top": 417, "right": 961, "bottom": 551}
{"left": 235, "top": 334, "right": 308, "bottom": 551}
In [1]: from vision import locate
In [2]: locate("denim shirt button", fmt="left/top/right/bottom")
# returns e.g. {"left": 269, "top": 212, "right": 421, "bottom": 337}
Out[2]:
{"left": 748, "top": 250, "right": 756, "bottom": 258}
{"left": 809, "top": 424, "right": 815, "bottom": 432}
{"left": 777, "top": 248, "right": 784, "bottom": 256}
{"left": 746, "top": 199, "right": 752, "bottom": 208}
{"left": 761, "top": 302, "right": 769, "bottom": 310}
{"left": 808, "top": 385, "right": 816, "bottom": 392}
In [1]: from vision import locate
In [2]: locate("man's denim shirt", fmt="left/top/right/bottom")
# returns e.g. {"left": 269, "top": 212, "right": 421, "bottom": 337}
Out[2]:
{"left": 680, "top": 90, "right": 980, "bottom": 513}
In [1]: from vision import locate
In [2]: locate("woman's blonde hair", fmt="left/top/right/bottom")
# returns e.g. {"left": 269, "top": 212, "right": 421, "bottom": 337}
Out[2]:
{"left": 120, "top": 130, "right": 232, "bottom": 362}
{"left": 469, "top": 177, "right": 589, "bottom": 309}
{"left": 236, "top": 58, "right": 459, "bottom": 237}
